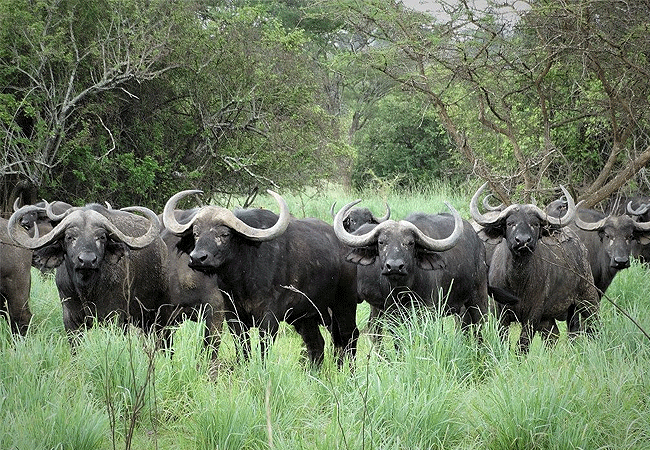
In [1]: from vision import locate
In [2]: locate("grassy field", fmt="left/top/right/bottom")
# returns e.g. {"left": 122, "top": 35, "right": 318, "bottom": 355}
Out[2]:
{"left": 2, "top": 185, "right": 650, "bottom": 450}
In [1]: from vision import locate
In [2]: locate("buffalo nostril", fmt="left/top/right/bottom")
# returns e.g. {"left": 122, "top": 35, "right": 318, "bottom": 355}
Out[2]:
{"left": 78, "top": 252, "right": 98, "bottom": 268}
{"left": 515, "top": 235, "right": 531, "bottom": 245}
{"left": 190, "top": 250, "right": 209, "bottom": 265}
{"left": 384, "top": 259, "right": 405, "bottom": 273}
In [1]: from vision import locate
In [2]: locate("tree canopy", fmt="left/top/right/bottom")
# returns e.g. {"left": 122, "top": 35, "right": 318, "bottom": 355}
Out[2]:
{"left": 2, "top": 0, "right": 650, "bottom": 213}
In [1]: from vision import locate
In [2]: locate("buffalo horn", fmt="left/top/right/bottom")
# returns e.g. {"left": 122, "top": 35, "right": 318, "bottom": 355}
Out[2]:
{"left": 46, "top": 200, "right": 71, "bottom": 221}
{"left": 633, "top": 215, "right": 650, "bottom": 231}
{"left": 9, "top": 205, "right": 160, "bottom": 250}
{"left": 163, "top": 189, "right": 291, "bottom": 241}
{"left": 573, "top": 201, "right": 610, "bottom": 231}
{"left": 536, "top": 185, "right": 576, "bottom": 227}
{"left": 470, "top": 183, "right": 576, "bottom": 228}
{"left": 115, "top": 206, "right": 161, "bottom": 248}
{"left": 333, "top": 199, "right": 379, "bottom": 247}
{"left": 334, "top": 200, "right": 463, "bottom": 251}
{"left": 375, "top": 202, "right": 391, "bottom": 223}
{"left": 470, "top": 183, "right": 520, "bottom": 226}
{"left": 483, "top": 194, "right": 503, "bottom": 211}
{"left": 406, "top": 201, "right": 463, "bottom": 251}
{"left": 627, "top": 201, "right": 650, "bottom": 217}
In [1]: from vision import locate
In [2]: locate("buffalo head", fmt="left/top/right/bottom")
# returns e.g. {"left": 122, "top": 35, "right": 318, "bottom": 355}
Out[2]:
{"left": 330, "top": 201, "right": 390, "bottom": 232}
{"left": 162, "top": 190, "right": 291, "bottom": 274}
{"left": 574, "top": 210, "right": 650, "bottom": 271}
{"left": 470, "top": 183, "right": 576, "bottom": 257}
{"left": 13, "top": 198, "right": 72, "bottom": 237}
{"left": 8, "top": 202, "right": 160, "bottom": 287}
{"left": 334, "top": 200, "right": 463, "bottom": 283}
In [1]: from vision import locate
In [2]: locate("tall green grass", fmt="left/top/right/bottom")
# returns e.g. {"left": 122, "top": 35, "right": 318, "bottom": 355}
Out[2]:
{"left": 2, "top": 186, "right": 650, "bottom": 449}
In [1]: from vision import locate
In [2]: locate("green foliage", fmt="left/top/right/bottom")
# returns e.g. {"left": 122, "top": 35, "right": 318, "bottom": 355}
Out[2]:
{"left": 1, "top": 0, "right": 346, "bottom": 212}
{"left": 351, "top": 94, "right": 460, "bottom": 191}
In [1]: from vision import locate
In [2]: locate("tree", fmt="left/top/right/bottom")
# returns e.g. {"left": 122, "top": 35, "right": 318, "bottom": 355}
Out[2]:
{"left": 1, "top": 0, "right": 347, "bottom": 213}
{"left": 0, "top": 0, "right": 188, "bottom": 212}
{"left": 352, "top": 92, "right": 458, "bottom": 190}
{"left": 324, "top": 0, "right": 650, "bottom": 205}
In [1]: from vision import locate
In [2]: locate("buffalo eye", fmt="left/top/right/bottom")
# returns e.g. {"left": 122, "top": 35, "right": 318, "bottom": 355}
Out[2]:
{"left": 404, "top": 240, "right": 414, "bottom": 247}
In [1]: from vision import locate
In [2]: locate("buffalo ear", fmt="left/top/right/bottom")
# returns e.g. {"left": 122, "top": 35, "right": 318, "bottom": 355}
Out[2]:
{"left": 32, "top": 243, "right": 65, "bottom": 270}
{"left": 635, "top": 232, "right": 650, "bottom": 246}
{"left": 176, "top": 233, "right": 196, "bottom": 255}
{"left": 106, "top": 241, "right": 128, "bottom": 264}
{"left": 481, "top": 223, "right": 505, "bottom": 239}
{"left": 346, "top": 247, "right": 377, "bottom": 266}
{"left": 416, "top": 249, "right": 445, "bottom": 270}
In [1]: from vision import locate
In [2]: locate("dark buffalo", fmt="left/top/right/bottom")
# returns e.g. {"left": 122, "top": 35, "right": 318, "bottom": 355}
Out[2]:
{"left": 8, "top": 202, "right": 170, "bottom": 342}
{"left": 334, "top": 200, "right": 489, "bottom": 347}
{"left": 619, "top": 198, "right": 650, "bottom": 262}
{"left": 160, "top": 210, "right": 225, "bottom": 358}
{"left": 162, "top": 190, "right": 359, "bottom": 367}
{"left": 330, "top": 201, "right": 390, "bottom": 232}
{"left": 0, "top": 218, "right": 32, "bottom": 335}
{"left": 547, "top": 199, "right": 650, "bottom": 298}
{"left": 13, "top": 199, "right": 73, "bottom": 271}
{"left": 470, "top": 183, "right": 599, "bottom": 353}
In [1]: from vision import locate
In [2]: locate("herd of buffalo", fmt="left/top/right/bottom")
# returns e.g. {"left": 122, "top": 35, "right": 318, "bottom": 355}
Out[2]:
{"left": 2, "top": 184, "right": 650, "bottom": 365}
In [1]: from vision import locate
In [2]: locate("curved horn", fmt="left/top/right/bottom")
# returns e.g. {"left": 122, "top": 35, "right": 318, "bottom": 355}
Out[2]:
{"left": 219, "top": 190, "right": 290, "bottom": 241}
{"left": 8, "top": 205, "right": 76, "bottom": 249}
{"left": 163, "top": 189, "right": 291, "bottom": 242}
{"left": 13, "top": 197, "right": 22, "bottom": 211}
{"left": 46, "top": 200, "right": 71, "bottom": 221}
{"left": 483, "top": 194, "right": 503, "bottom": 212}
{"left": 627, "top": 201, "right": 650, "bottom": 216}
{"left": 334, "top": 200, "right": 383, "bottom": 247}
{"left": 114, "top": 206, "right": 161, "bottom": 248}
{"left": 573, "top": 202, "right": 609, "bottom": 231}
{"left": 330, "top": 202, "right": 337, "bottom": 220}
{"left": 632, "top": 216, "right": 650, "bottom": 231}
{"left": 401, "top": 202, "right": 464, "bottom": 251}
{"left": 374, "top": 202, "right": 391, "bottom": 222}
{"left": 470, "top": 183, "right": 519, "bottom": 226}
{"left": 535, "top": 185, "right": 575, "bottom": 227}
{"left": 162, "top": 190, "right": 203, "bottom": 235}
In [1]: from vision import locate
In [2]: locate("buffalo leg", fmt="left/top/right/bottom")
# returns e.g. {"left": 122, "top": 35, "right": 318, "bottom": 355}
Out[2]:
{"left": 202, "top": 295, "right": 225, "bottom": 360}
{"left": 293, "top": 318, "right": 325, "bottom": 367}
{"left": 2, "top": 291, "right": 32, "bottom": 336}
{"left": 518, "top": 321, "right": 535, "bottom": 354}
{"left": 329, "top": 313, "right": 360, "bottom": 367}
{"left": 538, "top": 319, "right": 560, "bottom": 347}
{"left": 367, "top": 306, "right": 385, "bottom": 349}
{"left": 225, "top": 309, "right": 252, "bottom": 362}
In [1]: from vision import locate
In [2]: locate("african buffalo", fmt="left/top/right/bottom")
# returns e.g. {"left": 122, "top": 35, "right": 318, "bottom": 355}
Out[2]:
{"left": 334, "top": 200, "right": 489, "bottom": 347}
{"left": 619, "top": 198, "right": 650, "bottom": 262}
{"left": 547, "top": 199, "right": 650, "bottom": 298}
{"left": 160, "top": 210, "right": 225, "bottom": 358}
{"left": 13, "top": 199, "right": 73, "bottom": 270}
{"left": 330, "top": 201, "right": 390, "bottom": 232}
{"left": 162, "top": 190, "right": 359, "bottom": 367}
{"left": 0, "top": 218, "right": 32, "bottom": 335}
{"left": 8, "top": 202, "right": 170, "bottom": 343}
{"left": 470, "top": 184, "right": 600, "bottom": 353}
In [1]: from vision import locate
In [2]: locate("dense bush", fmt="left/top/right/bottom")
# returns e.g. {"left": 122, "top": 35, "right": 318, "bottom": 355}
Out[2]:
{"left": 351, "top": 94, "right": 463, "bottom": 191}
